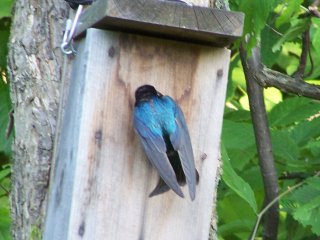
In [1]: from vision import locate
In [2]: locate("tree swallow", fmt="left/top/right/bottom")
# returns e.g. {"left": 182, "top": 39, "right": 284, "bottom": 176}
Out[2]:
{"left": 133, "top": 85, "right": 199, "bottom": 200}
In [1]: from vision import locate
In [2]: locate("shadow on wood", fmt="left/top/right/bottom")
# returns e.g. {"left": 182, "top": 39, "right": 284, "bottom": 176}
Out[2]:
{"left": 44, "top": 28, "right": 230, "bottom": 240}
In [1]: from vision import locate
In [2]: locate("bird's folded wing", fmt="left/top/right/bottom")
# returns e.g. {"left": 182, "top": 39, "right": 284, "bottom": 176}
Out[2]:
{"left": 134, "top": 117, "right": 184, "bottom": 198}
{"left": 170, "top": 103, "right": 196, "bottom": 200}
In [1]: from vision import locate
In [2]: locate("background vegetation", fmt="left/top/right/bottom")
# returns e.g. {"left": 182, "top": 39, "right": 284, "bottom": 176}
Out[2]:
{"left": 218, "top": 0, "right": 320, "bottom": 239}
{"left": 0, "top": 0, "right": 319, "bottom": 239}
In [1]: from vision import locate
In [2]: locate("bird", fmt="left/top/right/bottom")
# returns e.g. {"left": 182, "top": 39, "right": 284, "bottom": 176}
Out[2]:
{"left": 133, "top": 85, "right": 199, "bottom": 200}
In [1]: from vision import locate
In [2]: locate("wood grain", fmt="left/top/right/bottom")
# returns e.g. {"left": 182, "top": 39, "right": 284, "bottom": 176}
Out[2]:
{"left": 75, "top": 0, "right": 244, "bottom": 47}
{"left": 44, "top": 28, "right": 230, "bottom": 240}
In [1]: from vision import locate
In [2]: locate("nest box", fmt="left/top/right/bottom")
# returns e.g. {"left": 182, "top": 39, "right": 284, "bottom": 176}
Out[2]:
{"left": 44, "top": 1, "right": 244, "bottom": 239}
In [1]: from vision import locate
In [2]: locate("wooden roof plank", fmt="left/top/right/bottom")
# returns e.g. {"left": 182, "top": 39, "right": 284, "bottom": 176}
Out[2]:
{"left": 75, "top": 0, "right": 244, "bottom": 47}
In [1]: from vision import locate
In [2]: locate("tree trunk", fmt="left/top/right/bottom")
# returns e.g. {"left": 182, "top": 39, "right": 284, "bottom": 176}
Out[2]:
{"left": 7, "top": 1, "right": 67, "bottom": 239}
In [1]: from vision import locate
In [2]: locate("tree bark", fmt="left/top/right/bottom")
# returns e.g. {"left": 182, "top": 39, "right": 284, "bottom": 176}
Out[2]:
{"left": 7, "top": 1, "right": 67, "bottom": 239}
{"left": 240, "top": 46, "right": 279, "bottom": 240}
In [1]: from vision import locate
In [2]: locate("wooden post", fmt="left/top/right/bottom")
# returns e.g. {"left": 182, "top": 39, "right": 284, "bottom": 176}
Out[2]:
{"left": 44, "top": 1, "right": 243, "bottom": 239}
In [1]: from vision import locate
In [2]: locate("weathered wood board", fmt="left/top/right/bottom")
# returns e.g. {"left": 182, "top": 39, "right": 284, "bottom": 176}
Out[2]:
{"left": 44, "top": 28, "right": 230, "bottom": 240}
{"left": 75, "top": 0, "right": 244, "bottom": 47}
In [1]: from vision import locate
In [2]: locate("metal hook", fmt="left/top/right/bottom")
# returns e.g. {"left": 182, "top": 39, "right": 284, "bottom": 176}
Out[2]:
{"left": 61, "top": 5, "right": 84, "bottom": 55}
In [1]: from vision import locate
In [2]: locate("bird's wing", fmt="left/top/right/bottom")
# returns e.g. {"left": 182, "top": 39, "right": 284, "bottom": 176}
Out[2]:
{"left": 169, "top": 101, "right": 197, "bottom": 200}
{"left": 134, "top": 117, "right": 184, "bottom": 198}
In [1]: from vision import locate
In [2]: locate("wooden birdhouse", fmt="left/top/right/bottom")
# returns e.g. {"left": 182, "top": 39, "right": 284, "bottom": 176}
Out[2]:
{"left": 44, "top": 0, "right": 244, "bottom": 239}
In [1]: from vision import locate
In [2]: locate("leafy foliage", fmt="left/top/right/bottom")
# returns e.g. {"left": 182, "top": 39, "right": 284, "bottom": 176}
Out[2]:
{"left": 272, "top": 18, "right": 311, "bottom": 52}
{"left": 275, "top": 0, "right": 304, "bottom": 27}
{"left": 0, "top": 196, "right": 11, "bottom": 240}
{"left": 221, "top": 144, "right": 257, "bottom": 213}
{"left": 0, "top": 0, "right": 13, "bottom": 18}
{"left": 230, "top": 0, "right": 279, "bottom": 50}
{"left": 0, "top": 18, "right": 11, "bottom": 72}
{"left": 0, "top": 79, "right": 12, "bottom": 156}
{"left": 268, "top": 97, "right": 320, "bottom": 127}
{"left": 281, "top": 177, "right": 320, "bottom": 235}
{"left": 0, "top": 165, "right": 11, "bottom": 240}
{"left": 219, "top": 0, "right": 320, "bottom": 239}
{"left": 220, "top": 85, "right": 320, "bottom": 239}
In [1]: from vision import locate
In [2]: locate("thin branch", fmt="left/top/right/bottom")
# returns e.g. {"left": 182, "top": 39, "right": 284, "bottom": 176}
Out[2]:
{"left": 250, "top": 171, "right": 320, "bottom": 240}
{"left": 240, "top": 45, "right": 279, "bottom": 240}
{"left": 279, "top": 172, "right": 310, "bottom": 180}
{"left": 298, "top": 3, "right": 320, "bottom": 18}
{"left": 306, "top": 40, "right": 314, "bottom": 77}
{"left": 303, "top": 0, "right": 319, "bottom": 78}
{"left": 293, "top": 27, "right": 310, "bottom": 79}
{"left": 266, "top": 24, "right": 283, "bottom": 36}
{"left": 250, "top": 182, "right": 303, "bottom": 240}
{"left": 251, "top": 9, "right": 320, "bottom": 99}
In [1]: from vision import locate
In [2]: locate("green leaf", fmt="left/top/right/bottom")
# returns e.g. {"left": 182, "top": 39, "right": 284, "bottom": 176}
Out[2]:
{"left": 218, "top": 219, "right": 254, "bottom": 236}
{"left": 224, "top": 109, "right": 251, "bottom": 123}
{"left": 282, "top": 177, "right": 320, "bottom": 236}
{"left": 304, "top": 18, "right": 320, "bottom": 79}
{"left": 0, "top": 79, "right": 12, "bottom": 156}
{"left": 222, "top": 120, "right": 255, "bottom": 150}
{"left": 0, "top": 168, "right": 10, "bottom": 182}
{"left": 293, "top": 196, "right": 320, "bottom": 235}
{"left": 311, "top": 18, "right": 320, "bottom": 49}
{"left": 281, "top": 214, "right": 316, "bottom": 240}
{"left": 0, "top": 197, "right": 11, "bottom": 240}
{"left": 271, "top": 130, "right": 299, "bottom": 162}
{"left": 292, "top": 178, "right": 320, "bottom": 204}
{"left": 275, "top": 0, "right": 304, "bottom": 27}
{"left": 226, "top": 55, "right": 241, "bottom": 101}
{"left": 272, "top": 18, "right": 311, "bottom": 52}
{"left": 221, "top": 144, "right": 258, "bottom": 213}
{"left": 228, "top": 145, "right": 257, "bottom": 171}
{"left": 303, "top": 140, "right": 320, "bottom": 157}
{"left": 261, "top": 23, "right": 282, "bottom": 67}
{"left": 223, "top": 113, "right": 256, "bottom": 171}
{"left": 268, "top": 97, "right": 320, "bottom": 127}
{"left": 239, "top": 94, "right": 249, "bottom": 110}
{"left": 274, "top": 42, "right": 301, "bottom": 75}
{"left": 290, "top": 117, "right": 320, "bottom": 146}
{"left": 307, "top": 177, "right": 320, "bottom": 191}
{"left": 0, "top": 0, "right": 13, "bottom": 18}
{"left": 235, "top": 87, "right": 282, "bottom": 112}
{"left": 217, "top": 191, "right": 256, "bottom": 239}
{"left": 0, "top": 18, "right": 11, "bottom": 71}
{"left": 224, "top": 109, "right": 251, "bottom": 122}
{"left": 306, "top": 43, "right": 320, "bottom": 80}
{"left": 241, "top": 166, "right": 264, "bottom": 204}
{"left": 231, "top": 0, "right": 279, "bottom": 51}
{"left": 231, "top": 66, "right": 246, "bottom": 90}
{"left": 264, "top": 87, "right": 282, "bottom": 111}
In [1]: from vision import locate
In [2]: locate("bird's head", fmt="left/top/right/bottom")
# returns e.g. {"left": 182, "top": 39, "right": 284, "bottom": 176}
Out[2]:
{"left": 135, "top": 85, "right": 162, "bottom": 103}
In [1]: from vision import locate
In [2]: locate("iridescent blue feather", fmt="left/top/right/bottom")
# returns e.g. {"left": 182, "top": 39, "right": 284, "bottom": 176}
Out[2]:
{"left": 133, "top": 85, "right": 197, "bottom": 200}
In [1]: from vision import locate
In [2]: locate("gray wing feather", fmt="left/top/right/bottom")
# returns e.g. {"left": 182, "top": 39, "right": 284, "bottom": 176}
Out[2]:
{"left": 134, "top": 118, "right": 184, "bottom": 198}
{"left": 170, "top": 104, "right": 197, "bottom": 200}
